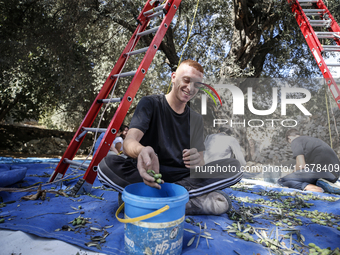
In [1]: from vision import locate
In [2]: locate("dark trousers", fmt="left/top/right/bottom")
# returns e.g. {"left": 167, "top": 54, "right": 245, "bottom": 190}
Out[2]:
{"left": 278, "top": 169, "right": 338, "bottom": 190}
{"left": 97, "top": 155, "right": 243, "bottom": 198}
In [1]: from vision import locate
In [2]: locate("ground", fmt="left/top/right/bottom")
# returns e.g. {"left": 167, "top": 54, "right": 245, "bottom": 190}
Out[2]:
{"left": 0, "top": 123, "right": 94, "bottom": 159}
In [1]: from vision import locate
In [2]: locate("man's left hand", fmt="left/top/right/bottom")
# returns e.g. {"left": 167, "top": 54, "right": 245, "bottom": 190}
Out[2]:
{"left": 183, "top": 148, "right": 203, "bottom": 168}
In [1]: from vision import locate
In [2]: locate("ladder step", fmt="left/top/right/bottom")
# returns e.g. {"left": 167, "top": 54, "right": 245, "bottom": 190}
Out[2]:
{"left": 147, "top": 10, "right": 164, "bottom": 19}
{"left": 112, "top": 70, "right": 137, "bottom": 78}
{"left": 82, "top": 127, "right": 107, "bottom": 133}
{"left": 298, "top": 0, "right": 319, "bottom": 5}
{"left": 143, "top": 4, "right": 165, "bottom": 16}
{"left": 303, "top": 10, "right": 326, "bottom": 16}
{"left": 137, "top": 26, "right": 159, "bottom": 36}
{"left": 300, "top": 3, "right": 314, "bottom": 6}
{"left": 64, "top": 158, "right": 89, "bottom": 169}
{"left": 326, "top": 63, "right": 340, "bottom": 67}
{"left": 124, "top": 47, "right": 149, "bottom": 57}
{"left": 302, "top": 9, "right": 325, "bottom": 13}
{"left": 97, "top": 97, "right": 122, "bottom": 104}
{"left": 322, "top": 45, "right": 340, "bottom": 52}
{"left": 315, "top": 32, "right": 340, "bottom": 39}
{"left": 309, "top": 20, "right": 331, "bottom": 27}
{"left": 304, "top": 13, "right": 325, "bottom": 16}
{"left": 75, "top": 127, "right": 108, "bottom": 142}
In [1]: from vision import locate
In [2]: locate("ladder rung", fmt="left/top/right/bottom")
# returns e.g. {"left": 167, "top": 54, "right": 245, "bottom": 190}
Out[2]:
{"left": 63, "top": 158, "right": 89, "bottom": 169}
{"left": 303, "top": 9, "right": 325, "bottom": 13}
{"left": 124, "top": 47, "right": 149, "bottom": 57}
{"left": 82, "top": 127, "right": 107, "bottom": 133}
{"left": 305, "top": 13, "right": 325, "bottom": 16}
{"left": 147, "top": 10, "right": 164, "bottom": 19}
{"left": 75, "top": 130, "right": 88, "bottom": 142}
{"left": 302, "top": 9, "right": 325, "bottom": 12}
{"left": 309, "top": 20, "right": 331, "bottom": 27}
{"left": 143, "top": 4, "right": 165, "bottom": 16}
{"left": 298, "top": 0, "right": 319, "bottom": 5}
{"left": 112, "top": 70, "right": 136, "bottom": 78}
{"left": 315, "top": 32, "right": 340, "bottom": 39}
{"left": 322, "top": 45, "right": 340, "bottom": 52}
{"left": 137, "top": 26, "right": 159, "bottom": 36}
{"left": 98, "top": 97, "right": 123, "bottom": 104}
{"left": 298, "top": 0, "right": 318, "bottom": 2}
{"left": 326, "top": 63, "right": 340, "bottom": 67}
{"left": 75, "top": 127, "right": 107, "bottom": 142}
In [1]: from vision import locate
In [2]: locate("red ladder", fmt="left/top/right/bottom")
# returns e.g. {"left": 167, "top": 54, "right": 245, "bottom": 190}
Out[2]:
{"left": 49, "top": 0, "right": 182, "bottom": 194}
{"left": 289, "top": 0, "right": 340, "bottom": 110}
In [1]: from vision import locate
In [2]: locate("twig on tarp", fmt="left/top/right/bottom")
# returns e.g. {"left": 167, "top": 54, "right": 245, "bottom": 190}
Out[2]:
{"left": 0, "top": 187, "right": 36, "bottom": 192}
{"left": 20, "top": 184, "right": 68, "bottom": 201}
{"left": 0, "top": 174, "right": 83, "bottom": 193}
{"left": 21, "top": 184, "right": 45, "bottom": 200}
{"left": 26, "top": 212, "right": 70, "bottom": 219}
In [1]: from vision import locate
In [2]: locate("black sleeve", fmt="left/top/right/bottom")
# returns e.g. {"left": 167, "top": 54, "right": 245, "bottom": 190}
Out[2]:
{"left": 190, "top": 112, "right": 205, "bottom": 152}
{"left": 291, "top": 139, "right": 304, "bottom": 159}
{"left": 129, "top": 97, "right": 154, "bottom": 133}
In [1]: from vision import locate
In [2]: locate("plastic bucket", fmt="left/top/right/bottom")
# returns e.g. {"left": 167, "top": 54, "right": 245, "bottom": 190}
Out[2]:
{"left": 116, "top": 182, "right": 189, "bottom": 255}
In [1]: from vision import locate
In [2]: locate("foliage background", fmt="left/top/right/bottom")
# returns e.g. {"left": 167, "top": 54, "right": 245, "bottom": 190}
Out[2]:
{"left": 0, "top": 0, "right": 339, "bottom": 131}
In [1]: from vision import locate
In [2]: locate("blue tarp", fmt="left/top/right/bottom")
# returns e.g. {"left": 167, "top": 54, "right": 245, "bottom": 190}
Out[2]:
{"left": 0, "top": 165, "right": 27, "bottom": 187}
{"left": 0, "top": 157, "right": 62, "bottom": 164}
{"left": 0, "top": 159, "right": 339, "bottom": 254}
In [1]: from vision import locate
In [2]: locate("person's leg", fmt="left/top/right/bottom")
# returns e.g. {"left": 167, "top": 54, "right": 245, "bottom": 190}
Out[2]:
{"left": 278, "top": 170, "right": 316, "bottom": 191}
{"left": 176, "top": 158, "right": 242, "bottom": 215}
{"left": 177, "top": 158, "right": 243, "bottom": 197}
{"left": 98, "top": 155, "right": 242, "bottom": 215}
{"left": 97, "top": 154, "right": 142, "bottom": 193}
{"left": 315, "top": 172, "right": 340, "bottom": 194}
{"left": 277, "top": 169, "right": 337, "bottom": 192}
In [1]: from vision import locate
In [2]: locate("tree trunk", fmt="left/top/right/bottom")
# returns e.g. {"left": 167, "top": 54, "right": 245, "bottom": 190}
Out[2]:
{"left": 215, "top": 0, "right": 287, "bottom": 154}
{"left": 221, "top": 0, "right": 284, "bottom": 87}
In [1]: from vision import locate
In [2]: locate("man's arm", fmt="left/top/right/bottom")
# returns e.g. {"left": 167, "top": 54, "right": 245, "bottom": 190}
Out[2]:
{"left": 109, "top": 143, "right": 119, "bottom": 154}
{"left": 123, "top": 128, "right": 162, "bottom": 189}
{"left": 295, "top": 155, "right": 306, "bottom": 171}
{"left": 229, "top": 139, "right": 246, "bottom": 166}
{"left": 123, "top": 128, "right": 145, "bottom": 158}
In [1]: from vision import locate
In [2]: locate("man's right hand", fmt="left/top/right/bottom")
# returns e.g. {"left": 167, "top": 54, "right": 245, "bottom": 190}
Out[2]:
{"left": 137, "top": 146, "right": 163, "bottom": 189}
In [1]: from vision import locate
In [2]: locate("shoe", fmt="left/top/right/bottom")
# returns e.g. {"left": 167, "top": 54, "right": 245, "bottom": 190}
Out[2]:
{"left": 316, "top": 178, "right": 340, "bottom": 195}
{"left": 185, "top": 190, "right": 232, "bottom": 215}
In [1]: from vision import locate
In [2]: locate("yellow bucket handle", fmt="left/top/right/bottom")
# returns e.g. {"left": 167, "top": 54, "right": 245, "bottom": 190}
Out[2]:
{"left": 115, "top": 202, "right": 170, "bottom": 223}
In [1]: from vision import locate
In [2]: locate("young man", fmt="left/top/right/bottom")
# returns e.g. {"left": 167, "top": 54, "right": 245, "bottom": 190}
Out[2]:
{"left": 97, "top": 60, "right": 243, "bottom": 215}
{"left": 278, "top": 128, "right": 340, "bottom": 194}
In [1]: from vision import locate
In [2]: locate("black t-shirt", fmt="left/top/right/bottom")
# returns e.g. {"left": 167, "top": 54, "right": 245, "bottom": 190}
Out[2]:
{"left": 291, "top": 136, "right": 340, "bottom": 178}
{"left": 129, "top": 94, "right": 205, "bottom": 181}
